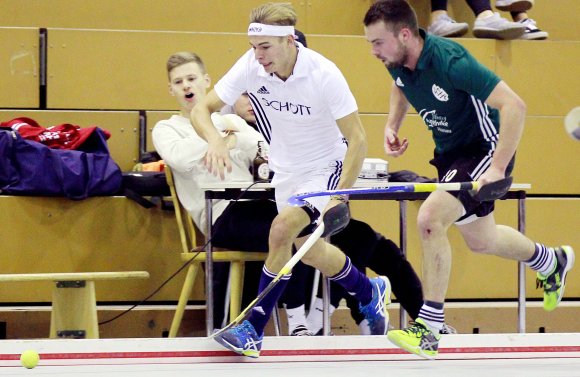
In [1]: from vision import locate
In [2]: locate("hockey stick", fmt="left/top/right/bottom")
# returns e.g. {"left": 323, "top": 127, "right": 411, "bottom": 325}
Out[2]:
{"left": 288, "top": 177, "right": 513, "bottom": 206}
{"left": 210, "top": 203, "right": 350, "bottom": 339}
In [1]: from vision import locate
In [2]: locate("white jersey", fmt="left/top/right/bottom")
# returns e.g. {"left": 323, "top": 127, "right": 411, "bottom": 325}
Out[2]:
{"left": 214, "top": 43, "right": 358, "bottom": 174}
{"left": 152, "top": 113, "right": 264, "bottom": 233}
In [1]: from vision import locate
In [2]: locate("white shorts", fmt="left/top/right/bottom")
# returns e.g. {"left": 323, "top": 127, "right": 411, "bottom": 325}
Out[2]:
{"left": 272, "top": 160, "right": 343, "bottom": 221}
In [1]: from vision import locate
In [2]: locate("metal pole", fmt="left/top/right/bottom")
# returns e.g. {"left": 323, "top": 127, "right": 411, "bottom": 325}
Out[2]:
{"left": 399, "top": 200, "right": 408, "bottom": 329}
{"left": 517, "top": 194, "right": 527, "bottom": 333}
{"left": 38, "top": 28, "right": 47, "bottom": 109}
{"left": 205, "top": 196, "right": 214, "bottom": 336}
{"left": 322, "top": 275, "right": 331, "bottom": 335}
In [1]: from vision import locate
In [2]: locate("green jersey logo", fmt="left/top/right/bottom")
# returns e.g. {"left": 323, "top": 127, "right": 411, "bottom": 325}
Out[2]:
{"left": 432, "top": 84, "right": 449, "bottom": 102}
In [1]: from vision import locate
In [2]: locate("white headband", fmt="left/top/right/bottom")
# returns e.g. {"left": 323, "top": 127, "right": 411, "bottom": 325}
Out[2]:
{"left": 248, "top": 23, "right": 295, "bottom": 37}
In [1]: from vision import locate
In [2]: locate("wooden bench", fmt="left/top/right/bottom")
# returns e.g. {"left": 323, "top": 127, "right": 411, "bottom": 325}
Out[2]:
{"left": 0, "top": 271, "right": 149, "bottom": 339}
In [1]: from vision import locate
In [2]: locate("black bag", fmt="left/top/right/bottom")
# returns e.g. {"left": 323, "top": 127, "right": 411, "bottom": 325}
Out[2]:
{"left": 122, "top": 171, "right": 170, "bottom": 196}
{"left": 121, "top": 171, "right": 170, "bottom": 208}
{"left": 389, "top": 170, "right": 436, "bottom": 183}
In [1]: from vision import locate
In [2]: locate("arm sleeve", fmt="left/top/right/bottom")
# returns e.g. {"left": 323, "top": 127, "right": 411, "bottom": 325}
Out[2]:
{"left": 151, "top": 121, "right": 206, "bottom": 173}
{"left": 221, "top": 114, "right": 266, "bottom": 153}
{"left": 321, "top": 63, "right": 358, "bottom": 120}
{"left": 448, "top": 51, "right": 501, "bottom": 102}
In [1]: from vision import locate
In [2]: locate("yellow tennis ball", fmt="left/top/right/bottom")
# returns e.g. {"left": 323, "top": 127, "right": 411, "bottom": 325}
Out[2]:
{"left": 20, "top": 350, "right": 40, "bottom": 369}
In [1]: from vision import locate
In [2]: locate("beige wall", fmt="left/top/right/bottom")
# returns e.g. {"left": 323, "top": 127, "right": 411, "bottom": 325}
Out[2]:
{"left": 360, "top": 114, "right": 580, "bottom": 195}
{"left": 0, "top": 195, "right": 578, "bottom": 304}
{"left": 0, "top": 1, "right": 372, "bottom": 35}
{"left": 351, "top": 197, "right": 580, "bottom": 300}
{"left": 1, "top": 1, "right": 577, "bottom": 40}
{"left": 0, "top": 28, "right": 39, "bottom": 108}
{"left": 0, "top": 196, "right": 202, "bottom": 303}
{"left": 38, "top": 29, "right": 580, "bottom": 115}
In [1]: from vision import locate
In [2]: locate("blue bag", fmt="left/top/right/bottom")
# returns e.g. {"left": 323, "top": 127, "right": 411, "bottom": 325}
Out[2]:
{"left": 0, "top": 128, "right": 122, "bottom": 199}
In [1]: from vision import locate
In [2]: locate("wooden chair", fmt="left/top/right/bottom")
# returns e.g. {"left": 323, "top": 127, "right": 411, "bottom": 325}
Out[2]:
{"left": 165, "top": 166, "right": 278, "bottom": 337}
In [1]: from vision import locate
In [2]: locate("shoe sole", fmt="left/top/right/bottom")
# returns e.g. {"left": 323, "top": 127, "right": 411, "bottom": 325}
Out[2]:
{"left": 473, "top": 27, "right": 525, "bottom": 40}
{"left": 496, "top": 0, "right": 533, "bottom": 12}
{"left": 379, "top": 276, "right": 392, "bottom": 334}
{"left": 520, "top": 31, "right": 549, "bottom": 40}
{"left": 432, "top": 25, "right": 469, "bottom": 38}
{"left": 440, "top": 27, "right": 469, "bottom": 38}
{"left": 387, "top": 332, "right": 437, "bottom": 360}
{"left": 214, "top": 337, "right": 260, "bottom": 358}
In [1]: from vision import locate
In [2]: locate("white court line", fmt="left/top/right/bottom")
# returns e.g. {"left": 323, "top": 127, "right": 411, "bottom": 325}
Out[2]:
{"left": 1, "top": 359, "right": 580, "bottom": 377}
{"left": 0, "top": 333, "right": 579, "bottom": 375}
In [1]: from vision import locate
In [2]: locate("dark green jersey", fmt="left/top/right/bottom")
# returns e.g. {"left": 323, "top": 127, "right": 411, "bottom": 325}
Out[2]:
{"left": 388, "top": 30, "right": 501, "bottom": 155}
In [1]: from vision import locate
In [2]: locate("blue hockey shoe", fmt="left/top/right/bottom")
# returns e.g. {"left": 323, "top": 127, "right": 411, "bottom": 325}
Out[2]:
{"left": 359, "top": 276, "right": 391, "bottom": 335}
{"left": 214, "top": 320, "right": 263, "bottom": 358}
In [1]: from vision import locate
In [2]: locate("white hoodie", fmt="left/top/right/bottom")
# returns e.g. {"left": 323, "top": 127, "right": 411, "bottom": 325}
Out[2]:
{"left": 152, "top": 113, "right": 265, "bottom": 233}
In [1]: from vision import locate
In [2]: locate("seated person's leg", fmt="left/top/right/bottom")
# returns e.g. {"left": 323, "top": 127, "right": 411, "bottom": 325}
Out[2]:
{"left": 280, "top": 260, "right": 313, "bottom": 335}
{"left": 367, "top": 236, "right": 423, "bottom": 320}
{"left": 307, "top": 219, "right": 386, "bottom": 335}
{"left": 210, "top": 199, "right": 277, "bottom": 326}
{"left": 211, "top": 199, "right": 277, "bottom": 251}
{"left": 212, "top": 261, "right": 231, "bottom": 329}
{"left": 330, "top": 219, "right": 380, "bottom": 268}
{"left": 344, "top": 234, "right": 424, "bottom": 333}
{"left": 241, "top": 261, "right": 264, "bottom": 309}
{"left": 307, "top": 275, "right": 345, "bottom": 335}
{"left": 309, "top": 219, "right": 424, "bottom": 334}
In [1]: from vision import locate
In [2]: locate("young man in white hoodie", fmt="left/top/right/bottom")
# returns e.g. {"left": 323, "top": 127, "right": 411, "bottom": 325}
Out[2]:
{"left": 152, "top": 52, "right": 276, "bottom": 330}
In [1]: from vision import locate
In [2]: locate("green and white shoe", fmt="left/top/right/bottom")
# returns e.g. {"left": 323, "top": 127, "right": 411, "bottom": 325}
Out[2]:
{"left": 537, "top": 245, "right": 575, "bottom": 312}
{"left": 387, "top": 318, "right": 441, "bottom": 359}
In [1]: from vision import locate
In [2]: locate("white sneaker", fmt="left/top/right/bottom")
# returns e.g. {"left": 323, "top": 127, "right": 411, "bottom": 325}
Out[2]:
{"left": 358, "top": 319, "right": 371, "bottom": 335}
{"left": 290, "top": 324, "right": 314, "bottom": 336}
{"left": 519, "top": 18, "right": 549, "bottom": 40}
{"left": 473, "top": 12, "right": 525, "bottom": 40}
{"left": 428, "top": 14, "right": 469, "bottom": 38}
{"left": 495, "top": 0, "right": 534, "bottom": 13}
{"left": 440, "top": 323, "right": 458, "bottom": 334}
